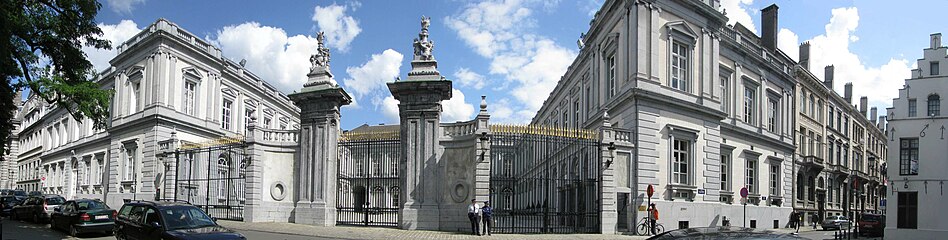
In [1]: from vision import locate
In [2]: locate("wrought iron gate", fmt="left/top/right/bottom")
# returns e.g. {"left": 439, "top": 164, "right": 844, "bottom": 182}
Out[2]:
{"left": 336, "top": 131, "right": 400, "bottom": 227}
{"left": 489, "top": 125, "right": 601, "bottom": 234}
{"left": 173, "top": 140, "right": 248, "bottom": 221}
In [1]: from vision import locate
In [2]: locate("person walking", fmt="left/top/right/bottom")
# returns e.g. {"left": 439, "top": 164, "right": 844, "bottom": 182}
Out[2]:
{"left": 481, "top": 201, "right": 493, "bottom": 236}
{"left": 794, "top": 211, "right": 802, "bottom": 233}
{"left": 468, "top": 199, "right": 481, "bottom": 236}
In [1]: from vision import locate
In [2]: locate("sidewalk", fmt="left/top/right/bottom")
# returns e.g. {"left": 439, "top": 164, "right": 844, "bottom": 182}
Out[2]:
{"left": 218, "top": 221, "right": 649, "bottom": 240}
{"left": 771, "top": 226, "right": 821, "bottom": 234}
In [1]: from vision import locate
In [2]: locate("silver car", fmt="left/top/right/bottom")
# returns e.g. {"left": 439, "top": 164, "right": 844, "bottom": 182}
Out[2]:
{"left": 821, "top": 215, "right": 852, "bottom": 230}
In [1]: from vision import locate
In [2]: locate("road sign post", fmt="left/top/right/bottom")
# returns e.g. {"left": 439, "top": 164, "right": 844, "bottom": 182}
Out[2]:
{"left": 740, "top": 187, "right": 749, "bottom": 228}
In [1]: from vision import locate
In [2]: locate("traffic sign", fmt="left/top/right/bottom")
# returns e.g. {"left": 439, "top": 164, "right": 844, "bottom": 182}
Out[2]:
{"left": 41, "top": 177, "right": 46, "bottom": 181}
{"left": 740, "top": 187, "right": 748, "bottom": 198}
{"left": 647, "top": 184, "right": 654, "bottom": 198}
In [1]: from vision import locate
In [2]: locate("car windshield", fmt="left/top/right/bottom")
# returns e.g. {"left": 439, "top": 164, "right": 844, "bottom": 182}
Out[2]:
{"left": 825, "top": 216, "right": 840, "bottom": 221}
{"left": 77, "top": 200, "right": 109, "bottom": 210}
{"left": 160, "top": 206, "right": 217, "bottom": 230}
{"left": 45, "top": 197, "right": 65, "bottom": 205}
{"left": 13, "top": 190, "right": 26, "bottom": 196}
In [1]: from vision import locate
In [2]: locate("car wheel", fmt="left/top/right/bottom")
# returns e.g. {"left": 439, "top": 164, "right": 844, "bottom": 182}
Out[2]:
{"left": 69, "top": 225, "right": 79, "bottom": 237}
{"left": 114, "top": 230, "right": 126, "bottom": 240}
{"left": 32, "top": 213, "right": 38, "bottom": 223}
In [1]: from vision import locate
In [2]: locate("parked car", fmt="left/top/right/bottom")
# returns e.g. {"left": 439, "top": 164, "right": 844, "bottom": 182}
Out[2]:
{"left": 1, "top": 196, "right": 24, "bottom": 217}
{"left": 857, "top": 213, "right": 885, "bottom": 237}
{"left": 114, "top": 201, "right": 245, "bottom": 240}
{"left": 50, "top": 199, "right": 117, "bottom": 237}
{"left": 647, "top": 226, "right": 805, "bottom": 239}
{"left": 27, "top": 191, "right": 44, "bottom": 197}
{"left": 821, "top": 215, "right": 852, "bottom": 230}
{"left": 0, "top": 189, "right": 12, "bottom": 196}
{"left": 11, "top": 194, "right": 66, "bottom": 222}
{"left": 12, "top": 190, "right": 28, "bottom": 198}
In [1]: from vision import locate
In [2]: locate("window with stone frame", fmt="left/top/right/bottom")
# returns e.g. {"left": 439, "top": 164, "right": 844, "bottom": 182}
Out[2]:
{"left": 720, "top": 71, "right": 731, "bottom": 114}
{"left": 668, "top": 125, "right": 698, "bottom": 198}
{"left": 96, "top": 157, "right": 104, "bottom": 185}
{"left": 746, "top": 157, "right": 758, "bottom": 194}
{"left": 244, "top": 106, "right": 256, "bottom": 134}
{"left": 720, "top": 152, "right": 731, "bottom": 192}
{"left": 222, "top": 99, "right": 233, "bottom": 131}
{"left": 585, "top": 82, "right": 592, "bottom": 119}
{"left": 672, "top": 139, "right": 691, "bottom": 185}
{"left": 574, "top": 99, "right": 581, "bottom": 127}
{"left": 744, "top": 83, "right": 757, "bottom": 124}
{"left": 800, "top": 90, "right": 807, "bottom": 115}
{"left": 932, "top": 61, "right": 940, "bottom": 76}
{"left": 768, "top": 97, "right": 779, "bottom": 133}
{"left": 899, "top": 138, "right": 919, "bottom": 175}
{"left": 908, "top": 99, "right": 917, "bottom": 117}
{"left": 123, "top": 144, "right": 136, "bottom": 182}
{"left": 183, "top": 81, "right": 197, "bottom": 116}
{"left": 809, "top": 95, "right": 816, "bottom": 116}
{"left": 817, "top": 100, "right": 824, "bottom": 123}
{"left": 670, "top": 41, "right": 689, "bottom": 92}
{"left": 607, "top": 55, "right": 616, "bottom": 98}
{"left": 561, "top": 106, "right": 569, "bottom": 128}
{"left": 928, "top": 94, "right": 940, "bottom": 116}
{"left": 769, "top": 161, "right": 780, "bottom": 196}
{"left": 217, "top": 156, "right": 230, "bottom": 199}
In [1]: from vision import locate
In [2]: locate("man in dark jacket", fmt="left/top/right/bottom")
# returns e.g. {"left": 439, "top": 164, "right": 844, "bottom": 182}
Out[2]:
{"left": 481, "top": 201, "right": 493, "bottom": 236}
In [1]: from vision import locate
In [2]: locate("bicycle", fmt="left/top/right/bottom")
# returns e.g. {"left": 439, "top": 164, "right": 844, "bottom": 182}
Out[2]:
{"left": 635, "top": 216, "right": 665, "bottom": 236}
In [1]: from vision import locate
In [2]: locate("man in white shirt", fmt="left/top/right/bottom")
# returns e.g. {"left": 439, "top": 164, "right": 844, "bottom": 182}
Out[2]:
{"left": 468, "top": 199, "right": 481, "bottom": 236}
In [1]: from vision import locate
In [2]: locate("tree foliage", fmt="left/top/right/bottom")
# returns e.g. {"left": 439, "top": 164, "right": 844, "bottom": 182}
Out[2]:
{"left": 0, "top": 0, "right": 113, "bottom": 158}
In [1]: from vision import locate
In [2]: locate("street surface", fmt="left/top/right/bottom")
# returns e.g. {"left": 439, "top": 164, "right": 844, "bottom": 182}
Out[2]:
{"left": 1, "top": 217, "right": 327, "bottom": 240}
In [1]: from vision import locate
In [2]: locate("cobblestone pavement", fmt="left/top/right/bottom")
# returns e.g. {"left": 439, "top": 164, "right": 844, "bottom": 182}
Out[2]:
{"left": 218, "top": 221, "right": 649, "bottom": 240}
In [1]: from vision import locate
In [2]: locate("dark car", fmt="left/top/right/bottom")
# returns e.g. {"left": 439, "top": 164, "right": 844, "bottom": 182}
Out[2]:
{"left": 50, "top": 199, "right": 117, "bottom": 236}
{"left": 1, "top": 196, "right": 24, "bottom": 217}
{"left": 647, "top": 227, "right": 806, "bottom": 240}
{"left": 114, "top": 201, "right": 245, "bottom": 240}
{"left": 857, "top": 213, "right": 885, "bottom": 237}
{"left": 11, "top": 194, "right": 66, "bottom": 222}
{"left": 28, "top": 191, "right": 43, "bottom": 196}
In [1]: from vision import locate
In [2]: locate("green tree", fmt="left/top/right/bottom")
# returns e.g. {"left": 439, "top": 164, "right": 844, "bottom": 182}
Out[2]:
{"left": 0, "top": 0, "right": 113, "bottom": 158}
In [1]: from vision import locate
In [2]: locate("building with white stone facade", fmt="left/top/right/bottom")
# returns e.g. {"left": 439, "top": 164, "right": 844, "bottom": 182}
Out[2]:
{"left": 533, "top": 0, "right": 796, "bottom": 231}
{"left": 885, "top": 33, "right": 948, "bottom": 239}
{"left": 793, "top": 44, "right": 888, "bottom": 224}
{"left": 13, "top": 18, "right": 300, "bottom": 209}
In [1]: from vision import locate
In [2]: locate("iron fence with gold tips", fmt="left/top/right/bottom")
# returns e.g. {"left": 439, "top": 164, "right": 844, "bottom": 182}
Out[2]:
{"left": 339, "top": 130, "right": 400, "bottom": 142}
{"left": 489, "top": 124, "right": 599, "bottom": 140}
{"left": 180, "top": 135, "right": 246, "bottom": 150}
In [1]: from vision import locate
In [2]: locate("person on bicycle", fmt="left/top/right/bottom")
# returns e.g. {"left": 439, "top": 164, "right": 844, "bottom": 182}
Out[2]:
{"left": 648, "top": 203, "right": 659, "bottom": 235}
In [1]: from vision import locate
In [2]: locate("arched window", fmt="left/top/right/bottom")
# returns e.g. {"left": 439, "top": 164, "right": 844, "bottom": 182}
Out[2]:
{"left": 503, "top": 188, "right": 513, "bottom": 210}
{"left": 928, "top": 94, "right": 940, "bottom": 116}
{"left": 372, "top": 186, "right": 384, "bottom": 208}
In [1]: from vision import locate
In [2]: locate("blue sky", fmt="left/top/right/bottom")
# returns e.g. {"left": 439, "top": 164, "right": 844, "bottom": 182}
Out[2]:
{"left": 90, "top": 0, "right": 946, "bottom": 130}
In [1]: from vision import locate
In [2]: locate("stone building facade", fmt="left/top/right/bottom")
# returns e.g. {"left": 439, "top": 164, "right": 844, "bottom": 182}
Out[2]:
{"left": 885, "top": 33, "right": 947, "bottom": 239}
{"left": 533, "top": 0, "right": 797, "bottom": 231}
{"left": 13, "top": 19, "right": 300, "bottom": 209}
{"left": 793, "top": 45, "right": 887, "bottom": 224}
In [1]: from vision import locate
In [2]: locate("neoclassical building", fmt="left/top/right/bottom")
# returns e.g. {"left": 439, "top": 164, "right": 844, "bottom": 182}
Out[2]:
{"left": 885, "top": 33, "right": 947, "bottom": 239}
{"left": 533, "top": 0, "right": 796, "bottom": 230}
{"left": 14, "top": 18, "right": 300, "bottom": 208}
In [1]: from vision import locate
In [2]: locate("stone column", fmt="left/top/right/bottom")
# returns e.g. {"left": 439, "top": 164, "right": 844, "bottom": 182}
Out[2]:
{"left": 600, "top": 112, "right": 618, "bottom": 234}
{"left": 288, "top": 41, "right": 352, "bottom": 226}
{"left": 387, "top": 16, "right": 452, "bottom": 230}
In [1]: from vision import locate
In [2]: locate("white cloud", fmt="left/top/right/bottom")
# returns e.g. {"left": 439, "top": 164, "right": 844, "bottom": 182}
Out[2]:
{"left": 442, "top": 89, "right": 477, "bottom": 122}
{"left": 453, "top": 68, "right": 487, "bottom": 90}
{"left": 342, "top": 49, "right": 403, "bottom": 98}
{"left": 312, "top": 4, "right": 362, "bottom": 52}
{"left": 446, "top": 0, "right": 577, "bottom": 123}
{"left": 83, "top": 20, "right": 142, "bottom": 72}
{"left": 719, "top": 0, "right": 756, "bottom": 34}
{"left": 378, "top": 96, "right": 400, "bottom": 123}
{"left": 211, "top": 22, "right": 320, "bottom": 93}
{"left": 105, "top": 0, "right": 145, "bottom": 14}
{"left": 803, "top": 7, "right": 911, "bottom": 110}
{"left": 777, "top": 28, "right": 799, "bottom": 61}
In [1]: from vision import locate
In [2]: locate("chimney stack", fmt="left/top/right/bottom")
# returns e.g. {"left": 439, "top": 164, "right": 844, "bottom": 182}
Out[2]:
{"left": 870, "top": 107, "right": 878, "bottom": 125}
{"left": 761, "top": 4, "right": 779, "bottom": 51}
{"left": 878, "top": 115, "right": 886, "bottom": 129}
{"left": 860, "top": 96, "right": 868, "bottom": 117}
{"left": 844, "top": 83, "right": 853, "bottom": 104}
{"left": 824, "top": 65, "right": 835, "bottom": 90}
{"left": 932, "top": 33, "right": 942, "bottom": 49}
{"left": 799, "top": 42, "right": 811, "bottom": 71}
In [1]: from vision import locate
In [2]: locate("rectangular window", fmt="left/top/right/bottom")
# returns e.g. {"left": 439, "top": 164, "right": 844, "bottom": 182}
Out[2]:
{"left": 928, "top": 95, "right": 940, "bottom": 116}
{"left": 809, "top": 96, "right": 815, "bottom": 116}
{"left": 746, "top": 158, "right": 757, "bottom": 194}
{"left": 218, "top": 163, "right": 228, "bottom": 199}
{"left": 222, "top": 99, "right": 232, "bottom": 130}
{"left": 932, "top": 61, "right": 940, "bottom": 75}
{"left": 585, "top": 84, "right": 592, "bottom": 118}
{"left": 84, "top": 163, "right": 91, "bottom": 185}
{"left": 672, "top": 139, "right": 690, "bottom": 185}
{"left": 908, "top": 99, "right": 917, "bottom": 117}
{"left": 263, "top": 115, "right": 272, "bottom": 129}
{"left": 573, "top": 100, "right": 580, "bottom": 127}
{"left": 129, "top": 82, "right": 140, "bottom": 113}
{"left": 720, "top": 153, "right": 730, "bottom": 191}
{"left": 744, "top": 86, "right": 756, "bottom": 124}
{"left": 800, "top": 91, "right": 807, "bottom": 114}
{"left": 671, "top": 41, "right": 689, "bottom": 91}
{"left": 768, "top": 98, "right": 779, "bottom": 133}
{"left": 899, "top": 138, "right": 919, "bottom": 175}
{"left": 817, "top": 101, "right": 823, "bottom": 123}
{"left": 244, "top": 108, "right": 255, "bottom": 133}
{"left": 561, "top": 108, "right": 569, "bottom": 128}
{"left": 96, "top": 159, "right": 104, "bottom": 184}
{"left": 769, "top": 163, "right": 779, "bottom": 195}
{"left": 123, "top": 147, "right": 135, "bottom": 181}
{"left": 720, "top": 74, "right": 730, "bottom": 113}
{"left": 607, "top": 55, "right": 616, "bottom": 98}
{"left": 184, "top": 81, "right": 196, "bottom": 115}
{"left": 897, "top": 192, "right": 918, "bottom": 229}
